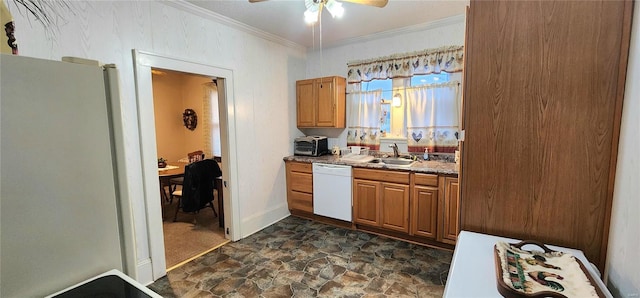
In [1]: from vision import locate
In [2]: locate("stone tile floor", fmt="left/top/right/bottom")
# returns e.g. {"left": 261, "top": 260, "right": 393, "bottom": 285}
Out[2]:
{"left": 148, "top": 216, "right": 453, "bottom": 297}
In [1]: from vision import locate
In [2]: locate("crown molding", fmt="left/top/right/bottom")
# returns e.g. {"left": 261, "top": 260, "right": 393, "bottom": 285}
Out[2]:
{"left": 325, "top": 14, "right": 466, "bottom": 49}
{"left": 163, "top": 0, "right": 308, "bottom": 53}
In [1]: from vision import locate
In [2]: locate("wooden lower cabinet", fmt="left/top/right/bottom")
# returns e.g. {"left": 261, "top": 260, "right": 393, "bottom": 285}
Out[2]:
{"left": 285, "top": 161, "right": 313, "bottom": 214}
{"left": 411, "top": 185, "right": 438, "bottom": 239}
{"left": 380, "top": 183, "right": 410, "bottom": 233}
{"left": 353, "top": 179, "right": 380, "bottom": 226}
{"left": 440, "top": 176, "right": 460, "bottom": 245}
{"left": 411, "top": 173, "right": 460, "bottom": 245}
{"left": 286, "top": 162, "right": 459, "bottom": 247}
{"left": 353, "top": 169, "right": 410, "bottom": 233}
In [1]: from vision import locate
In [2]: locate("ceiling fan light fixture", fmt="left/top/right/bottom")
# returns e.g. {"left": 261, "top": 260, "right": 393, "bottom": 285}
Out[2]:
{"left": 325, "top": 0, "right": 344, "bottom": 18}
{"left": 304, "top": 9, "right": 318, "bottom": 24}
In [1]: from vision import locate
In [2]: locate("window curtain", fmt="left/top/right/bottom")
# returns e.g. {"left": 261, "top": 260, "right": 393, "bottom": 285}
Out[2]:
{"left": 347, "top": 90, "right": 382, "bottom": 150}
{"left": 406, "top": 82, "right": 460, "bottom": 153}
{"left": 202, "top": 82, "right": 221, "bottom": 159}
{"left": 347, "top": 46, "right": 464, "bottom": 83}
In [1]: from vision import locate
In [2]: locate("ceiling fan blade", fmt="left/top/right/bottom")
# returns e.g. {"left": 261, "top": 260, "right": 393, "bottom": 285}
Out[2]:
{"left": 339, "top": 0, "right": 388, "bottom": 8}
{"left": 248, "top": 0, "right": 269, "bottom": 3}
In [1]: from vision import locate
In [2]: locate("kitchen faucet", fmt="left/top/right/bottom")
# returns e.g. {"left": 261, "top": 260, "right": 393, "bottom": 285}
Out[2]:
{"left": 389, "top": 143, "right": 399, "bottom": 158}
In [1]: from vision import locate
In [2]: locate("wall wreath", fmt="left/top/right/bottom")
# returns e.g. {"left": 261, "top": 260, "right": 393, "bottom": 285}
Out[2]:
{"left": 182, "top": 108, "right": 197, "bottom": 131}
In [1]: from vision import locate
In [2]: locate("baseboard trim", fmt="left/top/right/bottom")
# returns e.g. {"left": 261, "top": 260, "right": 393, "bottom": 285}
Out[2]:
{"left": 240, "top": 203, "right": 290, "bottom": 238}
{"left": 136, "top": 258, "right": 154, "bottom": 286}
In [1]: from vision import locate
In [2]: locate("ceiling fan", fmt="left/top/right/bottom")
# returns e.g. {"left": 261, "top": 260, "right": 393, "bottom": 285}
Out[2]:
{"left": 249, "top": 0, "right": 388, "bottom": 24}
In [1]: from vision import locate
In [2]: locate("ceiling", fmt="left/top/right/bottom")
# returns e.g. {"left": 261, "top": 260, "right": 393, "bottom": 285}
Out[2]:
{"left": 185, "top": 0, "right": 469, "bottom": 49}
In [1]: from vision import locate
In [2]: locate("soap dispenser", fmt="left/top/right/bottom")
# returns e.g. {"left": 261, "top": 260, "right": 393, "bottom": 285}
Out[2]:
{"left": 423, "top": 148, "right": 429, "bottom": 161}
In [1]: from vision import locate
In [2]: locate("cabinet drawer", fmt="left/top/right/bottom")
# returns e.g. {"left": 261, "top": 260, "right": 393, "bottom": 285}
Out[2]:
{"left": 414, "top": 173, "right": 438, "bottom": 187}
{"left": 288, "top": 190, "right": 313, "bottom": 213}
{"left": 353, "top": 168, "right": 409, "bottom": 184}
{"left": 289, "top": 171, "right": 312, "bottom": 193}
{"left": 287, "top": 162, "right": 312, "bottom": 173}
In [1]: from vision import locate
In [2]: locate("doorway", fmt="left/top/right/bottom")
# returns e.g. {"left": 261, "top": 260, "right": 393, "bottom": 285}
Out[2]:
{"left": 151, "top": 69, "right": 229, "bottom": 270}
{"left": 132, "top": 50, "right": 241, "bottom": 281}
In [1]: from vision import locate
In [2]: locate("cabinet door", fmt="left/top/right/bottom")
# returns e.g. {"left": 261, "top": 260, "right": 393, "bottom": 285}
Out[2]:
{"left": 442, "top": 177, "right": 459, "bottom": 244}
{"left": 461, "top": 0, "right": 632, "bottom": 268}
{"left": 353, "top": 179, "right": 380, "bottom": 227}
{"left": 411, "top": 185, "right": 438, "bottom": 239}
{"left": 296, "top": 79, "right": 315, "bottom": 127}
{"left": 380, "top": 182, "right": 410, "bottom": 233}
{"left": 315, "top": 77, "right": 335, "bottom": 127}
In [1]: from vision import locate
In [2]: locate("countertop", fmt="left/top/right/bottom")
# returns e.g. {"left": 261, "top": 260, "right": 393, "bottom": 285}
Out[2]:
{"left": 283, "top": 154, "right": 458, "bottom": 176}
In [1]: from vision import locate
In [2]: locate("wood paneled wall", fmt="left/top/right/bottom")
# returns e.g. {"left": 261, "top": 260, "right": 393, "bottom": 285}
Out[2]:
{"left": 460, "top": 0, "right": 633, "bottom": 270}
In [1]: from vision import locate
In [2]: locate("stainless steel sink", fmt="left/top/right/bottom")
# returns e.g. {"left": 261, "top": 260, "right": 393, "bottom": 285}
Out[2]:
{"left": 380, "top": 157, "right": 416, "bottom": 167}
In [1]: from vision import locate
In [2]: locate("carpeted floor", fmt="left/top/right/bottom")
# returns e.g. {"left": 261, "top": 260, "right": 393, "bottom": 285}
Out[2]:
{"left": 162, "top": 198, "right": 227, "bottom": 269}
{"left": 149, "top": 216, "right": 453, "bottom": 297}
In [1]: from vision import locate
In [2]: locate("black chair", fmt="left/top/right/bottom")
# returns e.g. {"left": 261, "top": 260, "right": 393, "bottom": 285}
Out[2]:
{"left": 171, "top": 159, "right": 222, "bottom": 222}
{"left": 168, "top": 150, "right": 205, "bottom": 204}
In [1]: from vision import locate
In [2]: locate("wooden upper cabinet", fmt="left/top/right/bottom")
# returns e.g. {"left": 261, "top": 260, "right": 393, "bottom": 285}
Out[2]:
{"left": 460, "top": 0, "right": 633, "bottom": 269}
{"left": 296, "top": 76, "right": 346, "bottom": 128}
{"left": 296, "top": 79, "right": 315, "bottom": 127}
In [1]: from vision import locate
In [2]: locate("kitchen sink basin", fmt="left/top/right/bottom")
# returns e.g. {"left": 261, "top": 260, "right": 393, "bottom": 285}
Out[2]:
{"left": 379, "top": 157, "right": 416, "bottom": 167}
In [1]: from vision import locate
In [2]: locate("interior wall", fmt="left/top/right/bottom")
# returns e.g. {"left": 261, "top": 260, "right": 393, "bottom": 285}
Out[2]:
{"left": 606, "top": 1, "right": 640, "bottom": 296}
{"left": 9, "top": 0, "right": 306, "bottom": 284}
{"left": 181, "top": 74, "right": 211, "bottom": 156}
{"left": 153, "top": 71, "right": 214, "bottom": 162}
{"left": 303, "top": 15, "right": 466, "bottom": 149}
{"left": 153, "top": 71, "right": 186, "bottom": 162}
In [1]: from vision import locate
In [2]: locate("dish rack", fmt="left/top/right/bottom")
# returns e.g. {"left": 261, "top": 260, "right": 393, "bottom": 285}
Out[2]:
{"left": 340, "top": 146, "right": 369, "bottom": 157}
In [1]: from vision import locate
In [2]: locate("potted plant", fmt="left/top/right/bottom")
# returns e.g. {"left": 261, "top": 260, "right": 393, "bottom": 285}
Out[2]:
{"left": 157, "top": 158, "right": 167, "bottom": 168}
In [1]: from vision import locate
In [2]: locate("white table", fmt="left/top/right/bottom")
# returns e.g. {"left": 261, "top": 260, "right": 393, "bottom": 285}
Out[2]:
{"left": 443, "top": 231, "right": 612, "bottom": 298}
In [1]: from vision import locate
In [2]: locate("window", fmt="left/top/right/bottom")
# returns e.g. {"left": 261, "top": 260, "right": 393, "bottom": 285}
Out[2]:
{"left": 360, "top": 74, "right": 452, "bottom": 135}
{"left": 380, "top": 101, "right": 391, "bottom": 134}
{"left": 346, "top": 46, "right": 464, "bottom": 152}
{"left": 361, "top": 79, "right": 392, "bottom": 135}
{"left": 411, "top": 73, "right": 450, "bottom": 86}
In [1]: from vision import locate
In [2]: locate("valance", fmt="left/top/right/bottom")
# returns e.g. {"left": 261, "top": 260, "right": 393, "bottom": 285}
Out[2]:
{"left": 346, "top": 45, "right": 464, "bottom": 83}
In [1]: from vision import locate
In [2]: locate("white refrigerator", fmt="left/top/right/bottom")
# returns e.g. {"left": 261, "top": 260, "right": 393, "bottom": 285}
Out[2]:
{"left": 1, "top": 54, "right": 127, "bottom": 297}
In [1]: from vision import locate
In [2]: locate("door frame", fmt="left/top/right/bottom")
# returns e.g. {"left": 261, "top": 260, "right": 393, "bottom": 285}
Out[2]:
{"left": 132, "top": 50, "right": 241, "bottom": 280}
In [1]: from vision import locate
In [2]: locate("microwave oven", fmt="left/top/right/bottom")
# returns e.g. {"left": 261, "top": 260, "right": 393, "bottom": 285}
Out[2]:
{"left": 294, "top": 136, "right": 328, "bottom": 157}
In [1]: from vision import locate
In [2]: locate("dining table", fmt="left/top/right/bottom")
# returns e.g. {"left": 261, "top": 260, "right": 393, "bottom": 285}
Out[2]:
{"left": 158, "top": 161, "right": 224, "bottom": 227}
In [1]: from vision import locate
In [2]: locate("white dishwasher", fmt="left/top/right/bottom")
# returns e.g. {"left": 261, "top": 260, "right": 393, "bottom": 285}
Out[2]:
{"left": 312, "top": 163, "right": 352, "bottom": 222}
